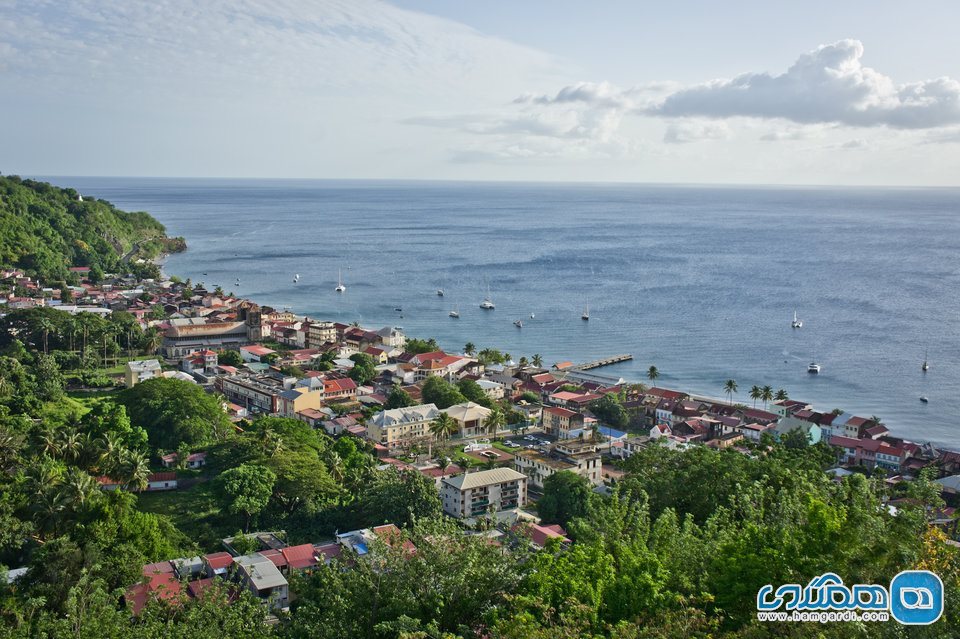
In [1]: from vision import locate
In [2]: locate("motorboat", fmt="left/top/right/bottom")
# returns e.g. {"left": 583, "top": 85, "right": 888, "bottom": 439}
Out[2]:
{"left": 807, "top": 362, "right": 821, "bottom": 374}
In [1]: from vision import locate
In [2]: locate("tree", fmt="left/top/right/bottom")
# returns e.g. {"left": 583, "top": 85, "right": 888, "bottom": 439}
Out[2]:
{"left": 385, "top": 385, "right": 414, "bottom": 410}
{"left": 531, "top": 353, "right": 543, "bottom": 368}
{"left": 120, "top": 377, "right": 231, "bottom": 450}
{"left": 218, "top": 349, "right": 243, "bottom": 367}
{"left": 518, "top": 356, "right": 529, "bottom": 368}
{"left": 267, "top": 452, "right": 339, "bottom": 516}
{"left": 430, "top": 412, "right": 457, "bottom": 442}
{"left": 464, "top": 342, "right": 476, "bottom": 356}
{"left": 405, "top": 338, "right": 440, "bottom": 354}
{"left": 723, "top": 379, "right": 738, "bottom": 405}
{"left": 485, "top": 407, "right": 506, "bottom": 436}
{"left": 774, "top": 388, "right": 788, "bottom": 401}
{"left": 519, "top": 391, "right": 540, "bottom": 403}
{"left": 421, "top": 376, "right": 466, "bottom": 409}
{"left": 356, "top": 468, "right": 441, "bottom": 527}
{"left": 537, "top": 471, "right": 591, "bottom": 527}
{"left": 33, "top": 353, "right": 65, "bottom": 402}
{"left": 587, "top": 394, "right": 627, "bottom": 429}
{"left": 749, "top": 385, "right": 761, "bottom": 408}
{"left": 347, "top": 353, "right": 376, "bottom": 385}
{"left": 218, "top": 464, "right": 276, "bottom": 531}
{"left": 761, "top": 385, "right": 773, "bottom": 410}
{"left": 647, "top": 365, "right": 659, "bottom": 381}
{"left": 456, "top": 378, "right": 493, "bottom": 408}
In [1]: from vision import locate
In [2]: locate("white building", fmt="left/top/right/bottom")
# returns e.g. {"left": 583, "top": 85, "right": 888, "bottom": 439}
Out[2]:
{"left": 367, "top": 403, "right": 442, "bottom": 452}
{"left": 441, "top": 468, "right": 527, "bottom": 519}
{"left": 124, "top": 359, "right": 162, "bottom": 387}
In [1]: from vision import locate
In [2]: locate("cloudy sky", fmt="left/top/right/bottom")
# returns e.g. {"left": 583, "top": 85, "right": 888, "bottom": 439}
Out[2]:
{"left": 2, "top": 0, "right": 960, "bottom": 185}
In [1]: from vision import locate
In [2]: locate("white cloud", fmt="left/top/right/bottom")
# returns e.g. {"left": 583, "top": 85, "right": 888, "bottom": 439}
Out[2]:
{"left": 649, "top": 39, "right": 960, "bottom": 129}
{"left": 663, "top": 121, "right": 729, "bottom": 144}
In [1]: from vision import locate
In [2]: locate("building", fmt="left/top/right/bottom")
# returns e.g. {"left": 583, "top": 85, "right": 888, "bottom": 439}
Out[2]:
{"left": 277, "top": 387, "right": 324, "bottom": 418}
{"left": 442, "top": 402, "right": 493, "bottom": 438}
{"left": 233, "top": 553, "right": 289, "bottom": 611}
{"left": 240, "top": 344, "right": 277, "bottom": 363}
{"left": 161, "top": 319, "right": 249, "bottom": 358}
{"left": 124, "top": 359, "right": 162, "bottom": 387}
{"left": 367, "top": 403, "right": 442, "bottom": 453}
{"left": 306, "top": 321, "right": 337, "bottom": 349}
{"left": 441, "top": 468, "right": 527, "bottom": 519}
{"left": 513, "top": 439, "right": 602, "bottom": 489}
{"left": 217, "top": 374, "right": 291, "bottom": 414}
{"left": 181, "top": 349, "right": 218, "bottom": 377}
{"left": 541, "top": 406, "right": 584, "bottom": 439}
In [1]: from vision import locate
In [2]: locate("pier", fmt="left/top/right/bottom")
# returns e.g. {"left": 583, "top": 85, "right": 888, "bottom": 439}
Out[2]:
{"left": 570, "top": 354, "right": 633, "bottom": 371}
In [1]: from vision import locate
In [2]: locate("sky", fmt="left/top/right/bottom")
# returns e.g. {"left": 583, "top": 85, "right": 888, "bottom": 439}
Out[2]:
{"left": 2, "top": 0, "right": 960, "bottom": 185}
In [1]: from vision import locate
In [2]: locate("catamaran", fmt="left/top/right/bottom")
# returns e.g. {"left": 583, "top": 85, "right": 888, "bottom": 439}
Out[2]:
{"left": 335, "top": 269, "right": 346, "bottom": 293}
{"left": 480, "top": 282, "right": 495, "bottom": 309}
{"left": 807, "top": 362, "right": 821, "bottom": 374}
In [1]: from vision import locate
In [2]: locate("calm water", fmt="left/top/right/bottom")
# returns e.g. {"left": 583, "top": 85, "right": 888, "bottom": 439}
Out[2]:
{"left": 45, "top": 177, "right": 960, "bottom": 447}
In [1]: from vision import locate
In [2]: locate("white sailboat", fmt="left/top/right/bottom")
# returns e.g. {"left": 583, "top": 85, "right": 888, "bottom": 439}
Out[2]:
{"left": 791, "top": 310, "right": 802, "bottom": 328}
{"left": 449, "top": 304, "right": 460, "bottom": 318}
{"left": 514, "top": 319, "right": 523, "bottom": 328}
{"left": 581, "top": 305, "right": 590, "bottom": 321}
{"left": 922, "top": 349, "right": 929, "bottom": 372}
{"left": 335, "top": 269, "right": 346, "bottom": 293}
{"left": 480, "top": 282, "right": 495, "bottom": 309}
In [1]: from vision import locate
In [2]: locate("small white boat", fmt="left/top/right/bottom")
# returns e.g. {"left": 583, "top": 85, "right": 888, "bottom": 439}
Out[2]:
{"left": 437, "top": 289, "right": 444, "bottom": 297}
{"left": 922, "top": 349, "right": 929, "bottom": 372}
{"left": 480, "top": 281, "right": 495, "bottom": 309}
{"left": 514, "top": 319, "right": 523, "bottom": 328}
{"left": 449, "top": 308, "right": 459, "bottom": 318}
{"left": 581, "top": 305, "right": 590, "bottom": 321}
{"left": 920, "top": 396, "right": 929, "bottom": 403}
{"left": 530, "top": 313, "right": 535, "bottom": 319}
{"left": 335, "top": 268, "right": 346, "bottom": 293}
{"left": 791, "top": 310, "right": 802, "bottom": 329}
{"left": 807, "top": 362, "right": 821, "bottom": 374}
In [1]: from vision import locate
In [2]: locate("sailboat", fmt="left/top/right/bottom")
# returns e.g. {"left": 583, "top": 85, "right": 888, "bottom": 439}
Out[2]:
{"left": 791, "top": 310, "right": 803, "bottom": 328}
{"left": 922, "top": 349, "right": 929, "bottom": 372}
{"left": 480, "top": 282, "right": 495, "bottom": 309}
{"left": 437, "top": 289, "right": 444, "bottom": 297}
{"left": 293, "top": 273, "right": 300, "bottom": 284}
{"left": 449, "top": 305, "right": 460, "bottom": 318}
{"left": 335, "top": 269, "right": 346, "bottom": 293}
{"left": 581, "top": 305, "right": 590, "bottom": 321}
{"left": 514, "top": 319, "right": 523, "bottom": 328}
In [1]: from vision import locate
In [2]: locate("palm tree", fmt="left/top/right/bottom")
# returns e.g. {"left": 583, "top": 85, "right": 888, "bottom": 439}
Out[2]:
{"left": 749, "top": 385, "right": 762, "bottom": 408}
{"left": 430, "top": 412, "right": 457, "bottom": 443}
{"left": 761, "top": 385, "right": 774, "bottom": 410}
{"left": 31, "top": 490, "right": 68, "bottom": 539}
{"left": 518, "top": 356, "right": 529, "bottom": 369}
{"left": 647, "top": 365, "right": 659, "bottom": 381}
{"left": 723, "top": 379, "right": 738, "bottom": 405}
{"left": 464, "top": 343, "right": 476, "bottom": 356}
{"left": 774, "top": 388, "right": 788, "bottom": 401}
{"left": 58, "top": 431, "right": 82, "bottom": 463}
{"left": 60, "top": 468, "right": 101, "bottom": 510}
{"left": 486, "top": 409, "right": 506, "bottom": 437}
{"left": 37, "top": 317, "right": 55, "bottom": 355}
{"left": 531, "top": 354, "right": 543, "bottom": 368}
{"left": 117, "top": 450, "right": 151, "bottom": 492}
{"left": 96, "top": 432, "right": 126, "bottom": 475}
{"left": 35, "top": 426, "right": 62, "bottom": 459}
{"left": 143, "top": 328, "right": 162, "bottom": 355}
{"left": 325, "top": 451, "right": 346, "bottom": 483}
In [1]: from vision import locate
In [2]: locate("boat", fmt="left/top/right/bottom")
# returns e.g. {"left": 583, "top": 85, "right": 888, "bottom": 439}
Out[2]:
{"left": 437, "top": 289, "right": 444, "bottom": 297}
{"left": 807, "top": 362, "right": 821, "bottom": 374}
{"left": 514, "top": 319, "right": 523, "bottom": 328}
{"left": 480, "top": 283, "right": 495, "bottom": 309}
{"left": 530, "top": 313, "right": 535, "bottom": 319}
{"left": 922, "top": 349, "right": 929, "bottom": 372}
{"left": 791, "top": 310, "right": 803, "bottom": 329}
{"left": 581, "top": 305, "right": 590, "bottom": 321}
{"left": 335, "top": 269, "right": 346, "bottom": 293}
{"left": 449, "top": 306, "right": 460, "bottom": 318}
{"left": 920, "top": 396, "right": 929, "bottom": 403}
{"left": 394, "top": 307, "right": 402, "bottom": 312}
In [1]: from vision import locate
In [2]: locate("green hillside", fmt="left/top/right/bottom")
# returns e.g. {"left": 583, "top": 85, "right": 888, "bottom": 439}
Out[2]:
{"left": 0, "top": 174, "right": 184, "bottom": 282}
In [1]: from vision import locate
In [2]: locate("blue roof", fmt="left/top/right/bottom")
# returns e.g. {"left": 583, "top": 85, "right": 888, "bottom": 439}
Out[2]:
{"left": 598, "top": 426, "right": 627, "bottom": 439}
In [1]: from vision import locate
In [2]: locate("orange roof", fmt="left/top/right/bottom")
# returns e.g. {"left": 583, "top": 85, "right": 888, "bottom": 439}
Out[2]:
{"left": 281, "top": 543, "right": 319, "bottom": 570}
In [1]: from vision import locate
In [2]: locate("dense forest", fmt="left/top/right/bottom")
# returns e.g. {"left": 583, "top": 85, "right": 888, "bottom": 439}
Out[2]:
{"left": 0, "top": 175, "right": 184, "bottom": 282}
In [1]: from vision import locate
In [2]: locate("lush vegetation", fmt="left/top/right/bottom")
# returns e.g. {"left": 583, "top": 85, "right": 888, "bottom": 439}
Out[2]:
{"left": 0, "top": 175, "right": 184, "bottom": 282}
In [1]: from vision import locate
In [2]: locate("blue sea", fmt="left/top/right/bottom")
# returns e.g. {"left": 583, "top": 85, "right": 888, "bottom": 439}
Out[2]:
{"left": 44, "top": 177, "right": 960, "bottom": 447}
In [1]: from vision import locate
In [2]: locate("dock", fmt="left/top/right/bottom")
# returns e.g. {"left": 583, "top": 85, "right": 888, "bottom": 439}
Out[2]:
{"left": 570, "top": 354, "right": 633, "bottom": 371}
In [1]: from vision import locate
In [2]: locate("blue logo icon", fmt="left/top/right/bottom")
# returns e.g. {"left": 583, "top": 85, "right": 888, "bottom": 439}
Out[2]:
{"left": 889, "top": 571, "right": 943, "bottom": 625}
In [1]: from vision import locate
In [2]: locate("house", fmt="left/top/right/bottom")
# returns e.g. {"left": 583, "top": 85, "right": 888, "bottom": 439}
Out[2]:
{"left": 513, "top": 522, "right": 571, "bottom": 549}
{"left": 737, "top": 422, "right": 774, "bottom": 442}
{"left": 441, "top": 468, "right": 528, "bottom": 519}
{"left": 160, "top": 451, "right": 207, "bottom": 469}
{"left": 280, "top": 544, "right": 319, "bottom": 573}
{"left": 277, "top": 387, "right": 324, "bottom": 418}
{"left": 773, "top": 418, "right": 822, "bottom": 445}
{"left": 475, "top": 379, "right": 505, "bottom": 400}
{"left": 367, "top": 404, "right": 442, "bottom": 453}
{"left": 513, "top": 439, "right": 602, "bottom": 488}
{"left": 203, "top": 552, "right": 234, "bottom": 578}
{"left": 181, "top": 349, "right": 218, "bottom": 377}
{"left": 124, "top": 359, "right": 162, "bottom": 387}
{"left": 442, "top": 402, "right": 494, "bottom": 438}
{"left": 240, "top": 345, "right": 276, "bottom": 363}
{"left": 233, "top": 553, "right": 289, "bottom": 611}
{"left": 541, "top": 406, "right": 584, "bottom": 439}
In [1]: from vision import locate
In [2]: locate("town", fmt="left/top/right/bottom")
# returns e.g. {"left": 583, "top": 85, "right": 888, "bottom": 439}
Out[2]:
{"left": 4, "top": 261, "right": 960, "bottom": 622}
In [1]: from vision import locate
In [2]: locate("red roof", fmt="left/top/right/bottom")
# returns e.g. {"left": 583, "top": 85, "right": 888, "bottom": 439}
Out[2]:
{"left": 259, "top": 549, "right": 288, "bottom": 568}
{"left": 315, "top": 542, "right": 343, "bottom": 563}
{"left": 373, "top": 524, "right": 417, "bottom": 554}
{"left": 324, "top": 377, "right": 357, "bottom": 393}
{"left": 543, "top": 406, "right": 577, "bottom": 418}
{"left": 187, "top": 577, "right": 217, "bottom": 598}
{"left": 281, "top": 543, "right": 319, "bottom": 570}
{"left": 149, "top": 472, "right": 177, "bottom": 482}
{"left": 204, "top": 552, "right": 233, "bottom": 572}
{"left": 514, "top": 522, "right": 571, "bottom": 547}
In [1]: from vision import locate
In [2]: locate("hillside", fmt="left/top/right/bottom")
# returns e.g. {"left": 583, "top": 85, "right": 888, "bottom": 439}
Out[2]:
{"left": 0, "top": 174, "right": 185, "bottom": 282}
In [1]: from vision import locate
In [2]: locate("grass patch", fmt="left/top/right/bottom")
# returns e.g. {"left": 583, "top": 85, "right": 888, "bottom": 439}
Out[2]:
{"left": 136, "top": 480, "right": 236, "bottom": 550}
{"left": 492, "top": 441, "right": 521, "bottom": 453}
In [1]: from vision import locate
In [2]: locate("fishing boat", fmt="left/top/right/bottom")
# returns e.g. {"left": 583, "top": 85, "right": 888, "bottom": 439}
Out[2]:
{"left": 335, "top": 269, "right": 346, "bottom": 293}
{"left": 791, "top": 310, "right": 803, "bottom": 329}
{"left": 581, "top": 305, "right": 590, "bottom": 321}
{"left": 807, "top": 362, "right": 821, "bottom": 374}
{"left": 514, "top": 319, "right": 523, "bottom": 328}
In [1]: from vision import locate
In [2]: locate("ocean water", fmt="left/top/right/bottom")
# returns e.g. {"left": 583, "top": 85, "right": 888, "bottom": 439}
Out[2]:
{"left": 46, "top": 177, "right": 960, "bottom": 447}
